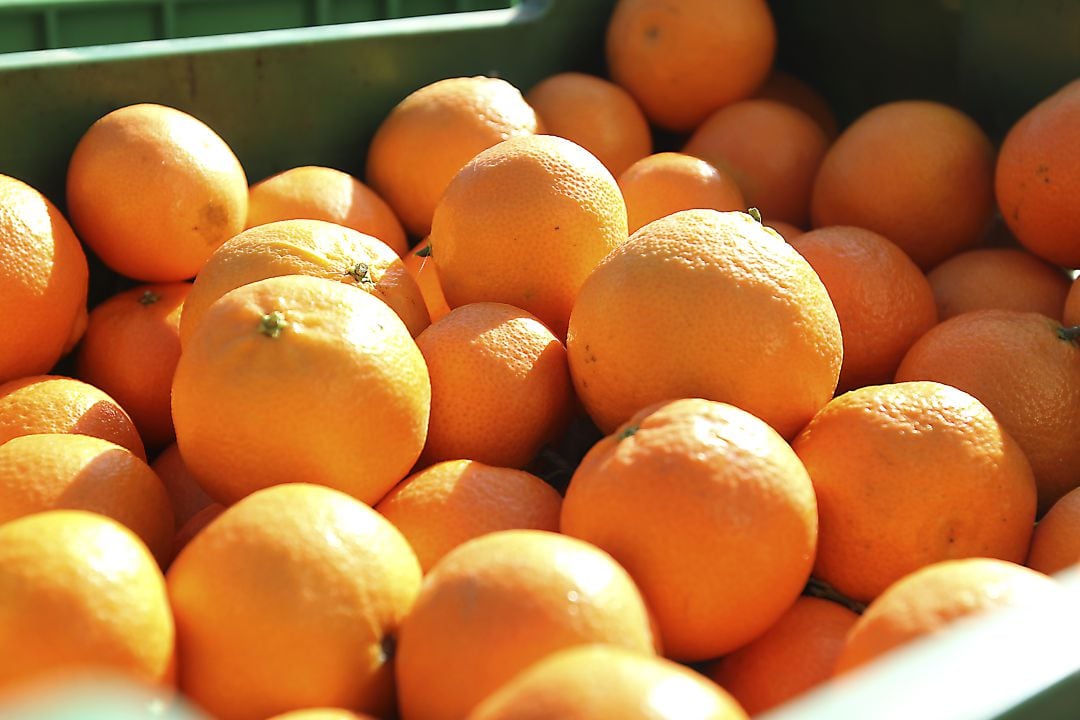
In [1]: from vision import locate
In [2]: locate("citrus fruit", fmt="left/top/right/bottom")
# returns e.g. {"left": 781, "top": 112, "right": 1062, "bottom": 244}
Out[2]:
{"left": 1026, "top": 486, "right": 1080, "bottom": 575}
{"left": 754, "top": 70, "right": 838, "bottom": 138}
{"left": 403, "top": 239, "right": 451, "bottom": 323}
{"left": 926, "top": 248, "right": 1071, "bottom": 322}
{"left": 617, "top": 152, "right": 745, "bottom": 234}
{"left": 150, "top": 443, "right": 214, "bottom": 531}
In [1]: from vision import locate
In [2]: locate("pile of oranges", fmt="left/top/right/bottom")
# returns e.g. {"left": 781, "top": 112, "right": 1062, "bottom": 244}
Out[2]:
{"left": 0, "top": 0, "right": 1078, "bottom": 718}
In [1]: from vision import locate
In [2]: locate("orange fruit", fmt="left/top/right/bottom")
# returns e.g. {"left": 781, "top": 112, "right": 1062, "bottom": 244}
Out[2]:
{"left": 790, "top": 226, "right": 938, "bottom": 391}
{"left": 810, "top": 100, "right": 996, "bottom": 269}
{"left": 247, "top": 165, "right": 408, "bottom": 257}
{"left": 172, "top": 503, "right": 224, "bottom": 560}
{"left": 172, "top": 274, "right": 430, "bottom": 506}
{"left": 415, "top": 302, "right": 573, "bottom": 469}
{"left": 66, "top": 103, "right": 248, "bottom": 282}
{"left": 705, "top": 596, "right": 858, "bottom": 715}
{"left": 683, "top": 99, "right": 830, "bottom": 227}
{"left": 524, "top": 71, "right": 652, "bottom": 177}
{"left": 995, "top": 79, "right": 1080, "bottom": 268}
{"left": 791, "top": 381, "right": 1037, "bottom": 603}
{"left": 834, "top": 558, "right": 1058, "bottom": 674}
{"left": 561, "top": 398, "right": 818, "bottom": 661}
{"left": 605, "top": 0, "right": 776, "bottom": 132}
{"left": 167, "top": 483, "right": 421, "bottom": 720}
{"left": 896, "top": 310, "right": 1080, "bottom": 514}
{"left": 566, "top": 209, "right": 841, "bottom": 438}
{"left": 754, "top": 70, "right": 838, "bottom": 139}
{"left": 1027, "top": 486, "right": 1080, "bottom": 575}
{"left": 0, "top": 510, "right": 174, "bottom": 690}
{"left": 430, "top": 134, "right": 628, "bottom": 339}
{"left": 0, "top": 433, "right": 173, "bottom": 564}
{"left": 764, "top": 220, "right": 804, "bottom": 242}
{"left": 926, "top": 248, "right": 1071, "bottom": 321}
{"left": 0, "top": 174, "right": 88, "bottom": 385}
{"left": 151, "top": 443, "right": 214, "bottom": 530}
{"left": 0, "top": 374, "right": 145, "bottom": 460}
{"left": 1065, "top": 277, "right": 1080, "bottom": 326}
{"left": 395, "top": 529, "right": 656, "bottom": 720}
{"left": 617, "top": 152, "right": 746, "bottom": 234}
{"left": 179, "top": 218, "right": 429, "bottom": 347}
{"left": 403, "top": 239, "right": 451, "bottom": 323}
{"left": 375, "top": 459, "right": 562, "bottom": 572}
{"left": 266, "top": 711, "right": 377, "bottom": 720}
{"left": 468, "top": 644, "right": 748, "bottom": 720}
{"left": 365, "top": 76, "right": 541, "bottom": 238}
{"left": 75, "top": 282, "right": 190, "bottom": 452}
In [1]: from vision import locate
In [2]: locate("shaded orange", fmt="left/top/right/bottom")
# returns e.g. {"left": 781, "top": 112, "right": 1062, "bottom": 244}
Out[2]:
{"left": 617, "top": 152, "right": 745, "bottom": 234}
{"left": 151, "top": 443, "right": 214, "bottom": 531}
{"left": 927, "top": 248, "right": 1071, "bottom": 321}
{"left": 171, "top": 503, "right": 224, "bottom": 561}
{"left": 1027, "top": 487, "right": 1080, "bottom": 575}
{"left": 403, "top": 239, "right": 451, "bottom": 323}
{"left": 754, "top": 70, "right": 838, "bottom": 139}
{"left": 1065, "top": 277, "right": 1080, "bottom": 326}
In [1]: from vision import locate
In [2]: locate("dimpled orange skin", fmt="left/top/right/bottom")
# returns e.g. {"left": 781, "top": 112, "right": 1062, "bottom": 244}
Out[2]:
{"left": 1026, "top": 486, "right": 1080, "bottom": 575}
{"left": 468, "top": 644, "right": 748, "bottom": 720}
{"left": 171, "top": 275, "right": 430, "bottom": 507}
{"left": 394, "top": 530, "right": 656, "bottom": 720}
{"left": 926, "top": 248, "right": 1071, "bottom": 322}
{"left": 430, "top": 134, "right": 628, "bottom": 340}
{"left": 617, "top": 152, "right": 746, "bottom": 235}
{"left": 179, "top": 218, "right": 429, "bottom": 347}
{"left": 566, "top": 209, "right": 841, "bottom": 438}
{"left": 167, "top": 484, "right": 422, "bottom": 720}
{"left": 791, "top": 381, "right": 1038, "bottom": 604}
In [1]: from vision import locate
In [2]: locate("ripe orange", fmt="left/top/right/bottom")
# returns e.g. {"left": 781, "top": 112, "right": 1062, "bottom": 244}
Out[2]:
{"left": 0, "top": 374, "right": 145, "bottom": 460}
{"left": 683, "top": 99, "right": 830, "bottom": 227}
{"left": 151, "top": 443, "right": 214, "bottom": 530}
{"left": 430, "top": 134, "right": 628, "bottom": 339}
{"left": 0, "top": 510, "right": 174, "bottom": 690}
{"left": 266, "top": 711, "right": 378, "bottom": 720}
{"left": 605, "top": 0, "right": 776, "bottom": 132}
{"left": 525, "top": 71, "right": 651, "bottom": 177}
{"left": 167, "top": 483, "right": 422, "bottom": 720}
{"left": 366, "top": 76, "right": 541, "bottom": 238}
{"left": 172, "top": 274, "right": 430, "bottom": 506}
{"left": 1026, "top": 486, "right": 1080, "bottom": 575}
{"left": 468, "top": 644, "right": 748, "bottom": 720}
{"left": 561, "top": 398, "right": 818, "bottom": 660}
{"left": 566, "top": 209, "right": 841, "bottom": 438}
{"left": 0, "top": 174, "right": 88, "bottom": 385}
{"left": 0, "top": 433, "right": 173, "bottom": 564}
{"left": 995, "top": 79, "right": 1080, "bottom": 268}
{"left": 179, "top": 218, "right": 429, "bottom": 347}
{"left": 375, "top": 459, "right": 562, "bottom": 572}
{"left": 926, "top": 248, "right": 1071, "bottom": 321}
{"left": 810, "top": 100, "right": 996, "bottom": 269}
{"left": 706, "top": 596, "right": 859, "bottom": 715}
{"left": 395, "top": 530, "right": 656, "bottom": 720}
{"left": 76, "top": 282, "right": 190, "bottom": 452}
{"left": 172, "top": 503, "right": 224, "bottom": 560}
{"left": 403, "top": 239, "right": 451, "bottom": 324}
{"left": 895, "top": 310, "right": 1080, "bottom": 514}
{"left": 791, "top": 381, "right": 1037, "bottom": 603}
{"left": 415, "top": 302, "right": 573, "bottom": 469}
{"left": 754, "top": 70, "right": 838, "bottom": 139}
{"left": 1066, "top": 277, "right": 1080, "bottom": 326}
{"left": 834, "top": 558, "right": 1058, "bottom": 674}
{"left": 66, "top": 103, "right": 248, "bottom": 281}
{"left": 247, "top": 165, "right": 408, "bottom": 257}
{"left": 790, "top": 226, "right": 938, "bottom": 391}
{"left": 766, "top": 220, "right": 804, "bottom": 241}
{"left": 617, "top": 152, "right": 745, "bottom": 234}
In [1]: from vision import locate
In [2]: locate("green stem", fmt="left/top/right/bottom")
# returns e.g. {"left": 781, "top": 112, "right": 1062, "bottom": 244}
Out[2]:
{"left": 1058, "top": 325, "right": 1080, "bottom": 343}
{"left": 259, "top": 311, "right": 288, "bottom": 338}
{"left": 139, "top": 290, "right": 161, "bottom": 306}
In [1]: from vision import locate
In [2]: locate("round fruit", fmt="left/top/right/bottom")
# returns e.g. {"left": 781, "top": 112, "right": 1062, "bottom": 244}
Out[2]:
{"left": 926, "top": 248, "right": 1071, "bottom": 322}
{"left": 754, "top": 70, "right": 838, "bottom": 138}
{"left": 1026, "top": 486, "right": 1080, "bottom": 575}
{"left": 151, "top": 443, "right": 214, "bottom": 530}
{"left": 617, "top": 152, "right": 745, "bottom": 235}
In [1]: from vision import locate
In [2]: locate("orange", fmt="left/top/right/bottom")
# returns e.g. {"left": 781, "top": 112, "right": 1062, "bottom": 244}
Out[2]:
{"left": 0, "top": 510, "right": 174, "bottom": 690}
{"left": 0, "top": 433, "right": 173, "bottom": 564}
{"left": 1066, "top": 277, "right": 1080, "bottom": 326}
{"left": 172, "top": 274, "right": 430, "bottom": 506}
{"left": 0, "top": 374, "right": 145, "bottom": 459}
{"left": 810, "top": 100, "right": 996, "bottom": 269}
{"left": 791, "top": 381, "right": 1037, "bottom": 603}
{"left": 617, "top": 152, "right": 745, "bottom": 234}
{"left": 415, "top": 302, "right": 573, "bottom": 469}
{"left": 179, "top": 218, "right": 429, "bottom": 347}
{"left": 926, "top": 248, "right": 1071, "bottom": 321}
{"left": 75, "top": 282, "right": 190, "bottom": 452}
{"left": 0, "top": 174, "right": 88, "bottom": 384}
{"left": 395, "top": 530, "right": 656, "bottom": 720}
{"left": 376, "top": 460, "right": 562, "bottom": 572}
{"left": 524, "top": 71, "right": 652, "bottom": 177}
{"left": 895, "top": 310, "right": 1080, "bottom": 514}
{"left": 151, "top": 443, "right": 214, "bottom": 530}
{"left": 790, "top": 226, "right": 938, "bottom": 391}
{"left": 430, "top": 134, "right": 628, "bottom": 339}
{"left": 1027, "top": 486, "right": 1080, "bottom": 575}
{"left": 468, "top": 644, "right": 748, "bottom": 720}
{"left": 706, "top": 596, "right": 858, "bottom": 715}
{"left": 995, "top": 79, "right": 1080, "bottom": 268}
{"left": 167, "top": 483, "right": 421, "bottom": 720}
{"left": 172, "top": 503, "right": 224, "bottom": 561}
{"left": 765, "top": 220, "right": 804, "bottom": 242}
{"left": 683, "top": 99, "right": 830, "bottom": 227}
{"left": 365, "top": 76, "right": 541, "bottom": 238}
{"left": 605, "top": 0, "right": 776, "bottom": 132}
{"left": 66, "top": 103, "right": 248, "bottom": 282}
{"left": 754, "top": 70, "right": 838, "bottom": 139}
{"left": 561, "top": 398, "right": 818, "bottom": 660}
{"left": 566, "top": 209, "right": 841, "bottom": 438}
{"left": 403, "top": 239, "right": 451, "bottom": 323}
{"left": 247, "top": 165, "right": 408, "bottom": 257}
{"left": 266, "top": 711, "right": 378, "bottom": 720}
{"left": 834, "top": 558, "right": 1058, "bottom": 674}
